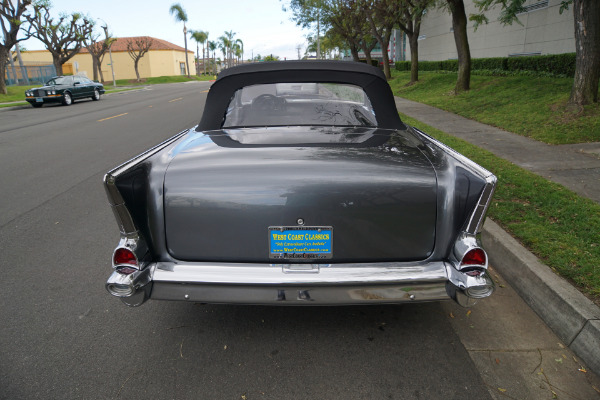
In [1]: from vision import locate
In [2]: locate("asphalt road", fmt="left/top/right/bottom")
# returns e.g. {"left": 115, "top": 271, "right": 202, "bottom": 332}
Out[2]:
{"left": 0, "top": 82, "right": 492, "bottom": 399}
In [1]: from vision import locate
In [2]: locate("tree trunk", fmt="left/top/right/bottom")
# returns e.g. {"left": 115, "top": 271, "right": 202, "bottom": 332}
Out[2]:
{"left": 203, "top": 44, "right": 206, "bottom": 75}
{"left": 183, "top": 25, "right": 190, "bottom": 77}
{"left": 98, "top": 60, "right": 105, "bottom": 82}
{"left": 380, "top": 33, "right": 392, "bottom": 79}
{"left": 449, "top": 0, "right": 471, "bottom": 92}
{"left": 134, "top": 59, "right": 141, "bottom": 82}
{"left": 197, "top": 43, "right": 201, "bottom": 75}
{"left": 8, "top": 49, "right": 19, "bottom": 85}
{"left": 569, "top": 0, "right": 600, "bottom": 105}
{"left": 91, "top": 56, "right": 99, "bottom": 81}
{"left": 16, "top": 46, "right": 29, "bottom": 85}
{"left": 360, "top": 42, "right": 373, "bottom": 66}
{"left": 408, "top": 33, "right": 419, "bottom": 83}
{"left": 350, "top": 44, "right": 360, "bottom": 62}
{"left": 0, "top": 47, "right": 9, "bottom": 94}
{"left": 53, "top": 57, "right": 64, "bottom": 76}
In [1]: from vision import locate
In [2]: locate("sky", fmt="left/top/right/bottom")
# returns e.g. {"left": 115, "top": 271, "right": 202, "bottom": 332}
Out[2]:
{"left": 20, "top": 0, "right": 311, "bottom": 61}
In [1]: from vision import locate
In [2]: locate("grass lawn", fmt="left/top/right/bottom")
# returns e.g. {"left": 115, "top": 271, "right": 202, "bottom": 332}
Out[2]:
{"left": 114, "top": 74, "right": 215, "bottom": 86}
{"left": 0, "top": 84, "right": 40, "bottom": 103}
{"left": 402, "top": 114, "right": 600, "bottom": 305}
{"left": 390, "top": 71, "right": 600, "bottom": 144}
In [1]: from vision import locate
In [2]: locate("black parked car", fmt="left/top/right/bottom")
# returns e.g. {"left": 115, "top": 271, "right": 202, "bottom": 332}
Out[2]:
{"left": 104, "top": 61, "right": 497, "bottom": 308}
{"left": 25, "top": 75, "right": 105, "bottom": 107}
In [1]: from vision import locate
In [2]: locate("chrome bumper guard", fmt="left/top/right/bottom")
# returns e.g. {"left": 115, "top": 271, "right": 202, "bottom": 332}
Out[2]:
{"left": 105, "top": 261, "right": 494, "bottom": 307}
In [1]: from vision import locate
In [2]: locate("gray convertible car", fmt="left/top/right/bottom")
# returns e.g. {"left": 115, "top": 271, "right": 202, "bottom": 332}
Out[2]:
{"left": 104, "top": 61, "right": 497, "bottom": 308}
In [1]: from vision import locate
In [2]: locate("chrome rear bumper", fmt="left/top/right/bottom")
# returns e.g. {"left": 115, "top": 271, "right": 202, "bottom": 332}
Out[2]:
{"left": 106, "top": 261, "right": 494, "bottom": 307}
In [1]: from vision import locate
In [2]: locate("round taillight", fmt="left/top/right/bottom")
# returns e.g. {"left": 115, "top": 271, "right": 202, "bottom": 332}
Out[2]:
{"left": 461, "top": 248, "right": 486, "bottom": 266}
{"left": 113, "top": 247, "right": 138, "bottom": 267}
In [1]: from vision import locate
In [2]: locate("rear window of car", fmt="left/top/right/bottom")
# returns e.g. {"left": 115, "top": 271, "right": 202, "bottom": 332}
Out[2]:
{"left": 222, "top": 83, "right": 377, "bottom": 128}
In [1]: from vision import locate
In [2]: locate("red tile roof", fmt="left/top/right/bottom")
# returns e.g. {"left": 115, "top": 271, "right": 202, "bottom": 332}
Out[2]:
{"left": 80, "top": 36, "right": 193, "bottom": 54}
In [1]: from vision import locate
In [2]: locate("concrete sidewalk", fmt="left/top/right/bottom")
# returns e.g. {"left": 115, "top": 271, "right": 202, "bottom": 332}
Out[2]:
{"left": 395, "top": 97, "right": 600, "bottom": 377}
{"left": 395, "top": 97, "right": 600, "bottom": 204}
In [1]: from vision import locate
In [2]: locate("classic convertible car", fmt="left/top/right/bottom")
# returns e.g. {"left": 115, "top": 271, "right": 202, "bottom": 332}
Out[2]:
{"left": 25, "top": 75, "right": 104, "bottom": 107}
{"left": 104, "top": 61, "right": 497, "bottom": 308}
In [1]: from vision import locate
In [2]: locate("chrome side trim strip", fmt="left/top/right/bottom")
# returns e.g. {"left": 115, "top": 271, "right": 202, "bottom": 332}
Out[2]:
{"left": 411, "top": 127, "right": 495, "bottom": 179}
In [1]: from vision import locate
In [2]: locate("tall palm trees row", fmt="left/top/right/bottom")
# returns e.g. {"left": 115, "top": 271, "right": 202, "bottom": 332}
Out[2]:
{"left": 170, "top": 3, "right": 245, "bottom": 76}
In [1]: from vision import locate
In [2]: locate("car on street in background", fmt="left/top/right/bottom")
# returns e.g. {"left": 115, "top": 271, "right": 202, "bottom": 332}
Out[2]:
{"left": 25, "top": 75, "right": 105, "bottom": 107}
{"left": 103, "top": 61, "right": 497, "bottom": 308}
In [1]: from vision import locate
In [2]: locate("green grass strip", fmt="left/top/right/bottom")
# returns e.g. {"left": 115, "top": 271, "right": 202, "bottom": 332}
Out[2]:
{"left": 401, "top": 113, "right": 600, "bottom": 304}
{"left": 114, "top": 75, "right": 216, "bottom": 86}
{"left": 390, "top": 71, "right": 600, "bottom": 145}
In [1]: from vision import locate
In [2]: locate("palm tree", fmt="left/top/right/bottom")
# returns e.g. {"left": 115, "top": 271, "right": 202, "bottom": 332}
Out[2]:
{"left": 219, "top": 30, "right": 236, "bottom": 68}
{"left": 235, "top": 38, "right": 244, "bottom": 64}
{"left": 217, "top": 35, "right": 231, "bottom": 69}
{"left": 190, "top": 30, "right": 208, "bottom": 75}
{"left": 208, "top": 40, "right": 217, "bottom": 74}
{"left": 169, "top": 3, "right": 190, "bottom": 76}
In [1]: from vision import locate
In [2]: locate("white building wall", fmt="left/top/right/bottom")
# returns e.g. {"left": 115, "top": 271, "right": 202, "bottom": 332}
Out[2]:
{"left": 410, "top": 0, "right": 574, "bottom": 61}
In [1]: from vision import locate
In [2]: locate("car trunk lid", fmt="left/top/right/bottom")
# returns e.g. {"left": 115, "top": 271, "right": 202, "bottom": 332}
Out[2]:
{"left": 163, "top": 127, "right": 437, "bottom": 263}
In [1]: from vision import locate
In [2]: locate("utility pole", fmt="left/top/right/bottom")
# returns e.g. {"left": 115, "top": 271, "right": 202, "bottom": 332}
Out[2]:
{"left": 102, "top": 25, "right": 116, "bottom": 87}
{"left": 296, "top": 45, "right": 301, "bottom": 60}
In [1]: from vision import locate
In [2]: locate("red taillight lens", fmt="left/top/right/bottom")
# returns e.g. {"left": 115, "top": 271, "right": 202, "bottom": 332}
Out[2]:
{"left": 461, "top": 248, "right": 486, "bottom": 266}
{"left": 113, "top": 248, "right": 138, "bottom": 266}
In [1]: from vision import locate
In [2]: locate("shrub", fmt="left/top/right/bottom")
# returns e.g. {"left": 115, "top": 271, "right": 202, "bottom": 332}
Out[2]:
{"left": 395, "top": 53, "right": 576, "bottom": 77}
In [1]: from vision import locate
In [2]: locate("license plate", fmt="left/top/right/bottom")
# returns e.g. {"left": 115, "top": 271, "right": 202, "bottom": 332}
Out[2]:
{"left": 269, "top": 226, "right": 333, "bottom": 260}
{"left": 35, "top": 98, "right": 43, "bottom": 102}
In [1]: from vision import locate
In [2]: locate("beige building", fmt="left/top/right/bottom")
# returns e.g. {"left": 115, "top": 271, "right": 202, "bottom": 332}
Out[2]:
{"left": 17, "top": 36, "right": 196, "bottom": 81}
{"left": 410, "top": 0, "right": 574, "bottom": 61}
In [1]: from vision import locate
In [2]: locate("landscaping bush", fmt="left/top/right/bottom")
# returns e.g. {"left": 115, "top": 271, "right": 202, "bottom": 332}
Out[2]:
{"left": 395, "top": 53, "right": 576, "bottom": 77}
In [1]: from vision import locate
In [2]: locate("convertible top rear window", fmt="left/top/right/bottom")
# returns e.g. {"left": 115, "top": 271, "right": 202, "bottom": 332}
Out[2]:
{"left": 222, "top": 83, "right": 377, "bottom": 128}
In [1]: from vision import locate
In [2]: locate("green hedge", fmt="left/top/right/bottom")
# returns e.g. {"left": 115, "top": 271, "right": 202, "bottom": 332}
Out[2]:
{"left": 395, "top": 53, "right": 576, "bottom": 77}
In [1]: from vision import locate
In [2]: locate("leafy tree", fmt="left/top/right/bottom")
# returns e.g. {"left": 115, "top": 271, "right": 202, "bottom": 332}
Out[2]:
{"left": 235, "top": 38, "right": 243, "bottom": 63}
{"left": 84, "top": 24, "right": 114, "bottom": 82}
{"left": 218, "top": 30, "right": 236, "bottom": 68}
{"left": 264, "top": 54, "right": 280, "bottom": 61}
{"left": 169, "top": 3, "right": 190, "bottom": 76}
{"left": 126, "top": 36, "right": 153, "bottom": 82}
{"left": 325, "top": 0, "right": 375, "bottom": 63}
{"left": 190, "top": 30, "right": 207, "bottom": 74}
{"left": 285, "top": 0, "right": 327, "bottom": 58}
{"left": 471, "top": 0, "right": 599, "bottom": 106}
{"left": 233, "top": 42, "right": 242, "bottom": 65}
{"left": 1, "top": 0, "right": 33, "bottom": 93}
{"left": 395, "top": 0, "right": 434, "bottom": 84}
{"left": 208, "top": 40, "right": 216, "bottom": 74}
{"left": 26, "top": 1, "right": 93, "bottom": 76}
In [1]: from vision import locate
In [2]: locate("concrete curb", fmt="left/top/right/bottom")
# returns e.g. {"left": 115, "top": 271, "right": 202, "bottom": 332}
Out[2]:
{"left": 483, "top": 218, "right": 600, "bottom": 374}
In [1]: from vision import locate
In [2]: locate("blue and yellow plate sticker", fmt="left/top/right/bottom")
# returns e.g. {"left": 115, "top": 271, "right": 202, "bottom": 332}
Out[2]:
{"left": 269, "top": 226, "right": 333, "bottom": 260}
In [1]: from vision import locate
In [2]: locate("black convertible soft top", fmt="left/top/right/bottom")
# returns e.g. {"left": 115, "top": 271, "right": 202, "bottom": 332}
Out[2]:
{"left": 197, "top": 61, "right": 404, "bottom": 131}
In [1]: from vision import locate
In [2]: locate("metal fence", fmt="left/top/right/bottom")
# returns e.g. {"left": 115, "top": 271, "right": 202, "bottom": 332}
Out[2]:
{"left": 4, "top": 63, "right": 57, "bottom": 86}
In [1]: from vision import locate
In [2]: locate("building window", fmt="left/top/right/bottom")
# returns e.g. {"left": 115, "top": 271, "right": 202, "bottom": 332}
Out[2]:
{"left": 180, "top": 62, "right": 186, "bottom": 75}
{"left": 508, "top": 52, "right": 542, "bottom": 57}
{"left": 519, "top": 0, "right": 549, "bottom": 13}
